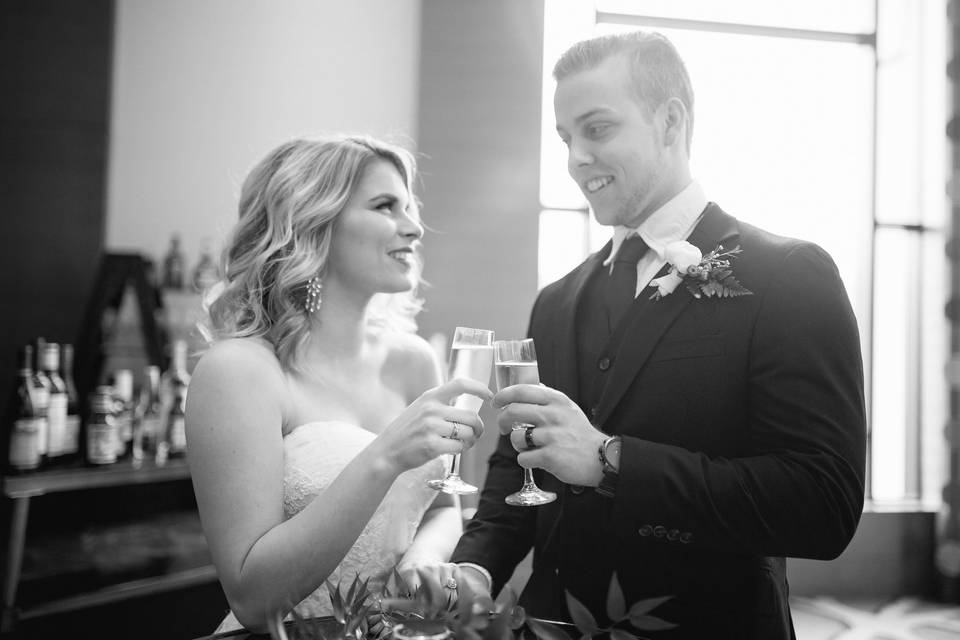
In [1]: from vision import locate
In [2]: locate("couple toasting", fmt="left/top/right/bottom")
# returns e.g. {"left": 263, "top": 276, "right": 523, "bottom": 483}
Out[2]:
{"left": 188, "top": 31, "right": 865, "bottom": 640}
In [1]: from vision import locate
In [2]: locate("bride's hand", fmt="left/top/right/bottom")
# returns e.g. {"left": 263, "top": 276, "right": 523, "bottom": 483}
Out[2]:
{"left": 373, "top": 378, "right": 492, "bottom": 474}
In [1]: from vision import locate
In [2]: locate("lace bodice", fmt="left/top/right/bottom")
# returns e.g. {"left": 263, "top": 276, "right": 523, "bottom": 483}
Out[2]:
{"left": 216, "top": 421, "right": 446, "bottom": 632}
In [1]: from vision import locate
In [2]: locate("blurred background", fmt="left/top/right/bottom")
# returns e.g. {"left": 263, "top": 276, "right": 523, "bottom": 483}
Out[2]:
{"left": 1, "top": 0, "right": 957, "bottom": 637}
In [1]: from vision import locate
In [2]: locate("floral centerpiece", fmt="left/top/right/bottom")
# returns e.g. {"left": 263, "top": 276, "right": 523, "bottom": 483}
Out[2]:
{"left": 267, "top": 569, "right": 676, "bottom": 640}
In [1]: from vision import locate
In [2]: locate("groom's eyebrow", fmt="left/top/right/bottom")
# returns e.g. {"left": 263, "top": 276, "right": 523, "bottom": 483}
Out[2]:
{"left": 574, "top": 108, "right": 614, "bottom": 124}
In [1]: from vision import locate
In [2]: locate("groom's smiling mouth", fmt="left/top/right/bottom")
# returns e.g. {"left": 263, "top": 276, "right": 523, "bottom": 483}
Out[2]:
{"left": 585, "top": 176, "right": 614, "bottom": 194}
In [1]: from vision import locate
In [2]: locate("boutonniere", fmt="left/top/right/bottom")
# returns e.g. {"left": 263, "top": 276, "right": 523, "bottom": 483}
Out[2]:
{"left": 649, "top": 241, "right": 754, "bottom": 300}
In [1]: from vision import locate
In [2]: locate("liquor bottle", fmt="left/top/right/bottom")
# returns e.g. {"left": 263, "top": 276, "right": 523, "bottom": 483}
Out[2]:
{"left": 30, "top": 338, "right": 50, "bottom": 466}
{"left": 86, "top": 386, "right": 118, "bottom": 466}
{"left": 40, "top": 343, "right": 68, "bottom": 466}
{"left": 157, "top": 382, "right": 186, "bottom": 466}
{"left": 137, "top": 365, "right": 162, "bottom": 460}
{"left": 191, "top": 238, "right": 219, "bottom": 293}
{"left": 157, "top": 340, "right": 190, "bottom": 465}
{"left": 161, "top": 233, "right": 186, "bottom": 290}
{"left": 112, "top": 369, "right": 135, "bottom": 460}
{"left": 60, "top": 344, "right": 81, "bottom": 463}
{"left": 6, "top": 346, "right": 41, "bottom": 472}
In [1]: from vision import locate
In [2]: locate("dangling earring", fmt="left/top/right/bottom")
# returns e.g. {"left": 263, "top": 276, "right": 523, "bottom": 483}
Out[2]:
{"left": 305, "top": 275, "right": 322, "bottom": 313}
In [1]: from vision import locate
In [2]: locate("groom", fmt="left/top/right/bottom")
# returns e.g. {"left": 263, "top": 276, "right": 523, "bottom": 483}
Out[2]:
{"left": 450, "top": 31, "right": 866, "bottom": 639}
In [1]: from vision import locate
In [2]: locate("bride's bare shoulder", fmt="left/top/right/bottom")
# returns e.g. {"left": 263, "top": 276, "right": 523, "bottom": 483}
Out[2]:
{"left": 380, "top": 330, "right": 443, "bottom": 393}
{"left": 192, "top": 337, "right": 285, "bottom": 392}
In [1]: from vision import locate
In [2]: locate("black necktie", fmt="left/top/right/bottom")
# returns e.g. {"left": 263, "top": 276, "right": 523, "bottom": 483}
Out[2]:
{"left": 604, "top": 234, "right": 649, "bottom": 330}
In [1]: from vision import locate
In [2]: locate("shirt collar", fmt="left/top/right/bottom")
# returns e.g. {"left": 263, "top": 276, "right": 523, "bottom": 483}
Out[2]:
{"left": 602, "top": 180, "right": 707, "bottom": 269}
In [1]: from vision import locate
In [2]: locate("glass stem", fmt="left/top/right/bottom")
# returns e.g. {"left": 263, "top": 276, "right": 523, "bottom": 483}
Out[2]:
{"left": 521, "top": 468, "right": 537, "bottom": 490}
{"left": 447, "top": 453, "right": 462, "bottom": 478}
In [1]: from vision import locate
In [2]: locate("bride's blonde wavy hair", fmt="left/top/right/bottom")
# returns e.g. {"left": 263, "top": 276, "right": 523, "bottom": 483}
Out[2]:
{"left": 202, "top": 134, "right": 424, "bottom": 372}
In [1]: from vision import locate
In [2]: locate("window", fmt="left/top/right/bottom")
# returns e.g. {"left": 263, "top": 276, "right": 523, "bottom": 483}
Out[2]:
{"left": 539, "top": 0, "right": 947, "bottom": 508}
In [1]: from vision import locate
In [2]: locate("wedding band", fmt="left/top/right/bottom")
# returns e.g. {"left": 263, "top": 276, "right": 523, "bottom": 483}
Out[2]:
{"left": 449, "top": 422, "right": 460, "bottom": 440}
{"left": 524, "top": 425, "right": 536, "bottom": 450}
{"left": 444, "top": 578, "right": 458, "bottom": 590}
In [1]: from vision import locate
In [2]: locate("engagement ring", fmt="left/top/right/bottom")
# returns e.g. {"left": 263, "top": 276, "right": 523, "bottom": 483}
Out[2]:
{"left": 449, "top": 422, "right": 460, "bottom": 440}
{"left": 524, "top": 425, "right": 536, "bottom": 450}
{"left": 444, "top": 578, "right": 458, "bottom": 590}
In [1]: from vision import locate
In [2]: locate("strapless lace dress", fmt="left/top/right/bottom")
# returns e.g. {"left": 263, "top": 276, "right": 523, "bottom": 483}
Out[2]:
{"left": 216, "top": 421, "right": 446, "bottom": 632}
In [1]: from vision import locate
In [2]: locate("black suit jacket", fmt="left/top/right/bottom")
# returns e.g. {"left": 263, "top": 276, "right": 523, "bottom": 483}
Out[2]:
{"left": 452, "top": 204, "right": 866, "bottom": 640}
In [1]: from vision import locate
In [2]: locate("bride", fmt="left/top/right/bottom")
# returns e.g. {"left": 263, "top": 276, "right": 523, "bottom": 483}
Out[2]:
{"left": 186, "top": 135, "right": 491, "bottom": 633}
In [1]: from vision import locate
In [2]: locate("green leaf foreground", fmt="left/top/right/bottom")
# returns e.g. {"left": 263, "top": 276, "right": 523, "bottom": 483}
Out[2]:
{"left": 279, "top": 571, "right": 675, "bottom": 640}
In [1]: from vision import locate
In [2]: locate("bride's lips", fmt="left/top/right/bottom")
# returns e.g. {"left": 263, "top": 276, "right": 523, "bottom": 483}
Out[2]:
{"left": 388, "top": 247, "right": 414, "bottom": 265}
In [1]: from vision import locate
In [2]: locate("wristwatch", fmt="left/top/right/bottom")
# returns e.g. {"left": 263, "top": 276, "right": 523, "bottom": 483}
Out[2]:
{"left": 595, "top": 435, "right": 621, "bottom": 498}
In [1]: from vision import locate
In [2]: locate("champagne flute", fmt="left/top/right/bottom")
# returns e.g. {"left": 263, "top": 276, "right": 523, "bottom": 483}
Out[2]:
{"left": 493, "top": 338, "right": 557, "bottom": 506}
{"left": 427, "top": 326, "right": 494, "bottom": 494}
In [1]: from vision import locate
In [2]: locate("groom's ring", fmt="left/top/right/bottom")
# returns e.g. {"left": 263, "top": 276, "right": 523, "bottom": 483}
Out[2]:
{"left": 524, "top": 426, "right": 536, "bottom": 450}
{"left": 448, "top": 422, "right": 461, "bottom": 440}
{"left": 444, "top": 578, "right": 458, "bottom": 590}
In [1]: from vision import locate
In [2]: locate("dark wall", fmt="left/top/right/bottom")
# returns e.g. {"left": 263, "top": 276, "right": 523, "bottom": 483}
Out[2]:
{"left": 0, "top": 0, "right": 112, "bottom": 419}
{"left": 0, "top": 4, "right": 230, "bottom": 638}
{"left": 417, "top": 0, "right": 545, "bottom": 504}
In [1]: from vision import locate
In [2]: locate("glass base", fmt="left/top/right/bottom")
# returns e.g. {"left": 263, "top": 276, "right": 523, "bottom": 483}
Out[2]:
{"left": 505, "top": 485, "right": 557, "bottom": 506}
{"left": 427, "top": 475, "right": 478, "bottom": 495}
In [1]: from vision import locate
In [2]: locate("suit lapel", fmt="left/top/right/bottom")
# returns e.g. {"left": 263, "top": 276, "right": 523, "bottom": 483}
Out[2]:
{"left": 550, "top": 243, "right": 610, "bottom": 400}
{"left": 594, "top": 204, "right": 740, "bottom": 427}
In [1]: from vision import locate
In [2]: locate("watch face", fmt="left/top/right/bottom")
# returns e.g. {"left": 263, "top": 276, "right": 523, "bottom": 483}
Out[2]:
{"left": 601, "top": 436, "right": 621, "bottom": 473}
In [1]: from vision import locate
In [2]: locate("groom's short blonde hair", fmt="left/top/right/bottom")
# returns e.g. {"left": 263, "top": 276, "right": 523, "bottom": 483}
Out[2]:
{"left": 553, "top": 31, "right": 695, "bottom": 153}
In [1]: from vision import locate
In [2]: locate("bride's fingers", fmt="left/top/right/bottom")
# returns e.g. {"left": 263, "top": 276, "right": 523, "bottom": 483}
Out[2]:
{"left": 443, "top": 408, "right": 484, "bottom": 438}
{"left": 438, "top": 564, "right": 462, "bottom": 599}
{"left": 435, "top": 435, "right": 467, "bottom": 456}
{"left": 397, "top": 566, "right": 421, "bottom": 592}
{"left": 431, "top": 416, "right": 478, "bottom": 448}
{"left": 430, "top": 378, "right": 493, "bottom": 406}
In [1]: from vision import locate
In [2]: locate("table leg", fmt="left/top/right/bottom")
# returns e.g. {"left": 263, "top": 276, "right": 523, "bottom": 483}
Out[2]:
{"left": 2, "top": 496, "right": 30, "bottom": 633}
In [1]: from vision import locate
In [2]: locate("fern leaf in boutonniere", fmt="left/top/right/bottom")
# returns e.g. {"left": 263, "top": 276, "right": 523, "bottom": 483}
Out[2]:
{"left": 649, "top": 242, "right": 753, "bottom": 301}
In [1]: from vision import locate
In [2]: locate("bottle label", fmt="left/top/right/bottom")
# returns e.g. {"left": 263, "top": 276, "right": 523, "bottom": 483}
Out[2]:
{"left": 31, "top": 384, "right": 50, "bottom": 456}
{"left": 33, "top": 386, "right": 50, "bottom": 410}
{"left": 141, "top": 414, "right": 161, "bottom": 449}
{"left": 35, "top": 417, "right": 48, "bottom": 456}
{"left": 87, "top": 421, "right": 118, "bottom": 465}
{"left": 46, "top": 393, "right": 68, "bottom": 457}
{"left": 9, "top": 418, "right": 41, "bottom": 470}
{"left": 169, "top": 416, "right": 187, "bottom": 453}
{"left": 63, "top": 415, "right": 81, "bottom": 455}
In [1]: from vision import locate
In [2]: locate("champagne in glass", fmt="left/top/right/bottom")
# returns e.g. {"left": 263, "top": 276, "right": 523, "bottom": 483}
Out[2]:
{"left": 493, "top": 339, "right": 557, "bottom": 506}
{"left": 427, "top": 327, "right": 494, "bottom": 494}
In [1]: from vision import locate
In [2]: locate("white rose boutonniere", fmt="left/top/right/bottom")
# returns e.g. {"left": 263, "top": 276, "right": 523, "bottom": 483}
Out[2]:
{"left": 649, "top": 242, "right": 753, "bottom": 301}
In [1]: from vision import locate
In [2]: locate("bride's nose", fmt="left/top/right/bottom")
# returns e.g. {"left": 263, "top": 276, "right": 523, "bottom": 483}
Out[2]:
{"left": 398, "top": 210, "right": 424, "bottom": 240}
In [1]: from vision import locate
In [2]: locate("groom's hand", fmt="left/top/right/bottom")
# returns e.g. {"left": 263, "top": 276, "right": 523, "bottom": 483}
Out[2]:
{"left": 493, "top": 384, "right": 607, "bottom": 487}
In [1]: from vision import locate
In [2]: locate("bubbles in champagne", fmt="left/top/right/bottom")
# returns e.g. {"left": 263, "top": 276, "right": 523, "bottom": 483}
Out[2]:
{"left": 494, "top": 361, "right": 540, "bottom": 391}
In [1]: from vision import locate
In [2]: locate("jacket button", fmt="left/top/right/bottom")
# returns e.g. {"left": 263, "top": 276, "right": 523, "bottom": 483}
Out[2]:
{"left": 680, "top": 532, "right": 693, "bottom": 544}
{"left": 570, "top": 485, "right": 584, "bottom": 495}
{"left": 653, "top": 526, "right": 667, "bottom": 538}
{"left": 667, "top": 529, "right": 680, "bottom": 541}
{"left": 639, "top": 525, "right": 653, "bottom": 536}
{"left": 598, "top": 357, "right": 611, "bottom": 371}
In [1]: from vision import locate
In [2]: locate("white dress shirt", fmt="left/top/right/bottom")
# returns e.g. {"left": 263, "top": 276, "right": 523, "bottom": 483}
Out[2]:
{"left": 602, "top": 180, "right": 707, "bottom": 298}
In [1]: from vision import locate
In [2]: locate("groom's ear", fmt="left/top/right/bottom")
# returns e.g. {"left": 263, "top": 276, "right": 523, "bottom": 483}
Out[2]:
{"left": 661, "top": 97, "right": 688, "bottom": 149}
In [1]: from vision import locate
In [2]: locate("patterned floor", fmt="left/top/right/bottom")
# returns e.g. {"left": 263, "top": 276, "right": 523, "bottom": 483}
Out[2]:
{"left": 791, "top": 597, "right": 960, "bottom": 639}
